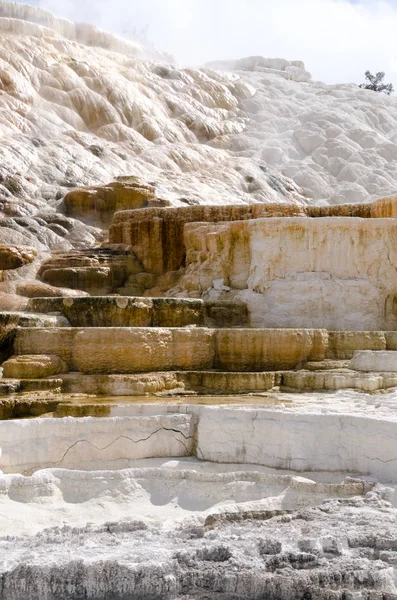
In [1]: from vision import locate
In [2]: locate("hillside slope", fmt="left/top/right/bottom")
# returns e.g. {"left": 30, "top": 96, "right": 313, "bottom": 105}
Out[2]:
{"left": 1, "top": 2, "right": 397, "bottom": 254}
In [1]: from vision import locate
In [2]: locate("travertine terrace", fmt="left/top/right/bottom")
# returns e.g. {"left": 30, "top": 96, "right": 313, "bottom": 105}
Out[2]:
{"left": 3, "top": 3, "right": 397, "bottom": 599}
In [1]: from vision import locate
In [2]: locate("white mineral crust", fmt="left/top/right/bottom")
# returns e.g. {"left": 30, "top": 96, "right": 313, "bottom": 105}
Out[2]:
{"left": 2, "top": 3, "right": 397, "bottom": 598}
{"left": 350, "top": 350, "right": 397, "bottom": 372}
{"left": 1, "top": 2, "right": 397, "bottom": 252}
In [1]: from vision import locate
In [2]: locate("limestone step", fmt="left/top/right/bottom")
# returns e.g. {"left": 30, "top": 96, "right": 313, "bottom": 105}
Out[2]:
{"left": 0, "top": 378, "right": 62, "bottom": 397}
{"left": 0, "top": 392, "right": 62, "bottom": 419}
{"left": 37, "top": 248, "right": 143, "bottom": 295}
{"left": 60, "top": 371, "right": 279, "bottom": 395}
{"left": 28, "top": 296, "right": 206, "bottom": 328}
{"left": 12, "top": 327, "right": 328, "bottom": 372}
{"left": 1, "top": 413, "right": 195, "bottom": 473}
{"left": 0, "top": 311, "right": 70, "bottom": 328}
{"left": 0, "top": 311, "right": 69, "bottom": 366}
{"left": 2, "top": 355, "right": 68, "bottom": 379}
{"left": 350, "top": 350, "right": 397, "bottom": 372}
{"left": 281, "top": 370, "right": 397, "bottom": 392}
{"left": 326, "top": 331, "right": 395, "bottom": 359}
{"left": 27, "top": 296, "right": 249, "bottom": 328}
{"left": 304, "top": 359, "right": 351, "bottom": 371}
{"left": 59, "top": 367, "right": 397, "bottom": 396}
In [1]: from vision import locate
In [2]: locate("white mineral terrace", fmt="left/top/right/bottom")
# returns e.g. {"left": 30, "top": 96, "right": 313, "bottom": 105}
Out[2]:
{"left": 3, "top": 2, "right": 397, "bottom": 598}
{"left": 1, "top": 392, "right": 397, "bottom": 598}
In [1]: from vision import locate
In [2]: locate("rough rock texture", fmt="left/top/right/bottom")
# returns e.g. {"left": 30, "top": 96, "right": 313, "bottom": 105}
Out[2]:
{"left": 13, "top": 327, "right": 327, "bottom": 373}
{"left": 2, "top": 354, "right": 67, "bottom": 379}
{"left": 215, "top": 328, "right": 327, "bottom": 371}
{"left": 0, "top": 245, "right": 36, "bottom": 271}
{"left": 1, "top": 492, "right": 396, "bottom": 600}
{"left": 57, "top": 367, "right": 397, "bottom": 395}
{"left": 72, "top": 328, "right": 216, "bottom": 373}
{"left": 64, "top": 177, "right": 170, "bottom": 226}
{"left": 28, "top": 295, "right": 204, "bottom": 327}
{"left": 306, "top": 202, "right": 372, "bottom": 218}
{"left": 177, "top": 217, "right": 397, "bottom": 331}
{"left": 110, "top": 204, "right": 307, "bottom": 275}
{"left": 15, "top": 280, "right": 90, "bottom": 298}
{"left": 0, "top": 402, "right": 397, "bottom": 600}
{"left": 61, "top": 370, "right": 279, "bottom": 396}
{"left": 60, "top": 371, "right": 185, "bottom": 396}
{"left": 281, "top": 369, "right": 397, "bottom": 392}
{"left": 36, "top": 248, "right": 142, "bottom": 295}
{"left": 327, "top": 331, "right": 387, "bottom": 359}
{"left": 0, "top": 311, "right": 19, "bottom": 362}
{"left": 9, "top": 398, "right": 397, "bottom": 478}
{"left": 0, "top": 2, "right": 308, "bottom": 257}
{"left": 27, "top": 296, "right": 249, "bottom": 328}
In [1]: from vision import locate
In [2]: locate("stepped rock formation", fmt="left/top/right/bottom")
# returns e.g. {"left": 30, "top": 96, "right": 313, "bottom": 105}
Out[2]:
{"left": 3, "top": 3, "right": 397, "bottom": 599}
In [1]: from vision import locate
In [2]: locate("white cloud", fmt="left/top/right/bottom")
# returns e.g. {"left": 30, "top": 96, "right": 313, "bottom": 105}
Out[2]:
{"left": 28, "top": 0, "right": 397, "bottom": 87}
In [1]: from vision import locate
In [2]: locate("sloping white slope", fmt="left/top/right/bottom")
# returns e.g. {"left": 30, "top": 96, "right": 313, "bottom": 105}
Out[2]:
{"left": 222, "top": 62, "right": 397, "bottom": 204}
{"left": 0, "top": 1, "right": 305, "bottom": 223}
{"left": 1, "top": 1, "right": 397, "bottom": 225}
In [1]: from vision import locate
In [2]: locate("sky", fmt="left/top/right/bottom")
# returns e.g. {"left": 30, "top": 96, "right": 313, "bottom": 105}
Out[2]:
{"left": 13, "top": 0, "right": 397, "bottom": 88}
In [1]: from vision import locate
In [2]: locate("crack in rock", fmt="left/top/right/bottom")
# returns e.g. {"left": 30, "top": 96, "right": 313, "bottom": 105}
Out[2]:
{"left": 54, "top": 427, "right": 193, "bottom": 465}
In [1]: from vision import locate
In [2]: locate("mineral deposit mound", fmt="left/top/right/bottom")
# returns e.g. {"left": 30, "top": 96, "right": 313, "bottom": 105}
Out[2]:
{"left": 2, "top": 3, "right": 397, "bottom": 599}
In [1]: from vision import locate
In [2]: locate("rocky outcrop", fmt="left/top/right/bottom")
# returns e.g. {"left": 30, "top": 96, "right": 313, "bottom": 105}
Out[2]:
{"left": 177, "top": 216, "right": 397, "bottom": 331}
{"left": 110, "top": 203, "right": 307, "bottom": 275}
{"left": 371, "top": 194, "right": 397, "bottom": 218}
{"left": 37, "top": 249, "right": 142, "bottom": 295}
{"left": 15, "top": 281, "right": 90, "bottom": 299}
{"left": 0, "top": 312, "right": 19, "bottom": 362}
{"left": 2, "top": 354, "right": 67, "bottom": 379}
{"left": 64, "top": 178, "right": 170, "bottom": 226}
{"left": 26, "top": 296, "right": 249, "bottom": 328}
{"left": 0, "top": 245, "right": 36, "bottom": 271}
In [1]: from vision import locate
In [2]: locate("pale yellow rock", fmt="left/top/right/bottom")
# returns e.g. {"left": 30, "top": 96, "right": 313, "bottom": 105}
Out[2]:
{"left": 64, "top": 179, "right": 170, "bottom": 227}
{"left": 109, "top": 204, "right": 306, "bottom": 275}
{"left": 178, "top": 217, "right": 397, "bottom": 331}
{"left": 71, "top": 327, "right": 328, "bottom": 373}
{"left": 371, "top": 195, "right": 397, "bottom": 218}
{"left": 14, "top": 326, "right": 329, "bottom": 374}
{"left": 215, "top": 328, "right": 328, "bottom": 371}
{"left": 2, "top": 354, "right": 67, "bottom": 379}
{"left": 14, "top": 329, "right": 77, "bottom": 366}
{"left": 16, "top": 281, "right": 90, "bottom": 299}
{"left": 60, "top": 371, "right": 278, "bottom": 395}
{"left": 72, "top": 327, "right": 215, "bottom": 374}
{"left": 327, "top": 331, "right": 386, "bottom": 359}
{"left": 61, "top": 372, "right": 183, "bottom": 396}
{"left": 281, "top": 370, "right": 397, "bottom": 392}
